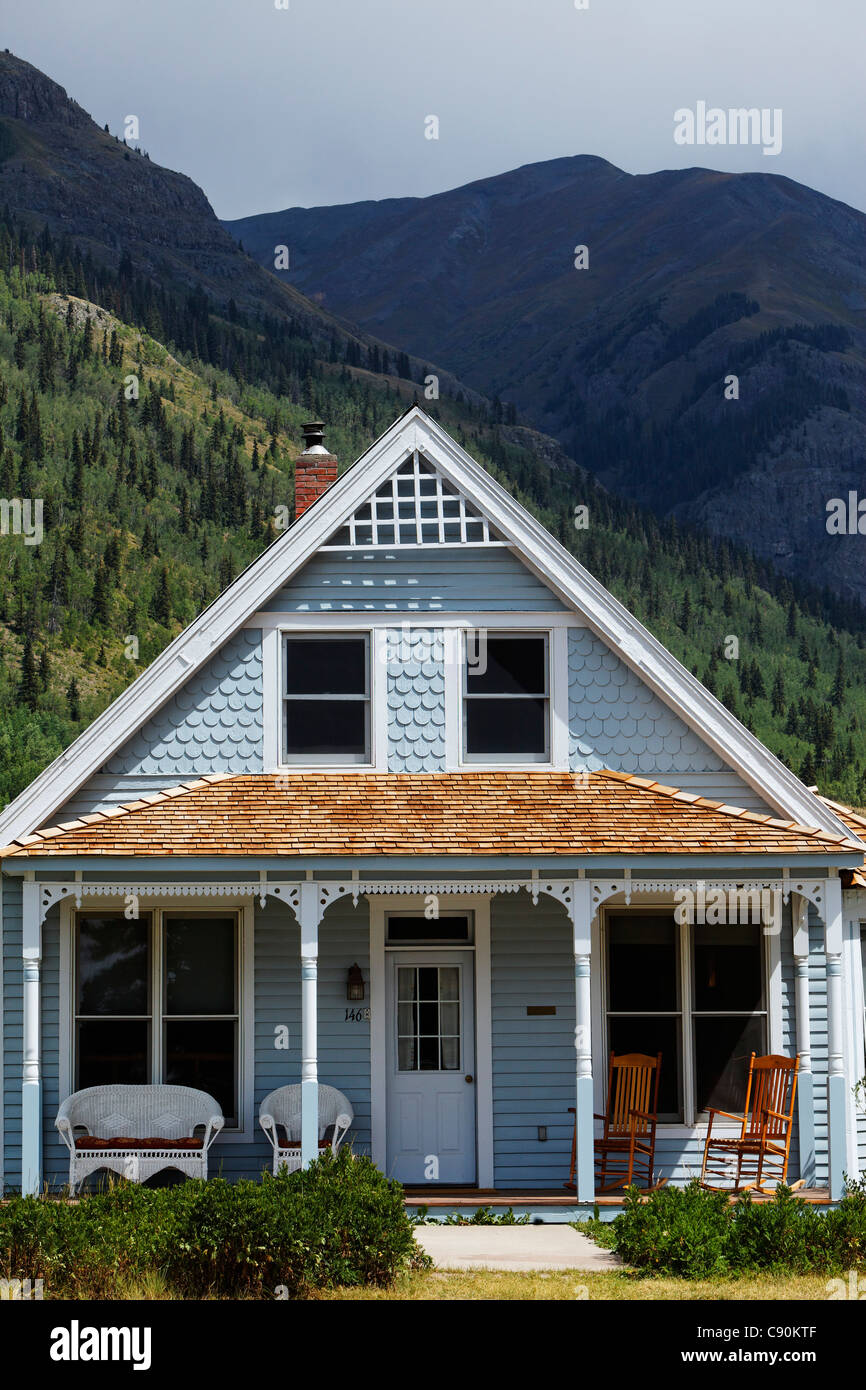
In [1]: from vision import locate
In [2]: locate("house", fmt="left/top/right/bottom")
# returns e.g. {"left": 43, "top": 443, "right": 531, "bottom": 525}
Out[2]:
{"left": 1, "top": 406, "right": 865, "bottom": 1214}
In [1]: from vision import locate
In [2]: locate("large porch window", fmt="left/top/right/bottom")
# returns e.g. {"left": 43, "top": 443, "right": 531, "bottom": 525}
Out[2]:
{"left": 604, "top": 913, "right": 766, "bottom": 1124}
{"left": 74, "top": 911, "right": 240, "bottom": 1125}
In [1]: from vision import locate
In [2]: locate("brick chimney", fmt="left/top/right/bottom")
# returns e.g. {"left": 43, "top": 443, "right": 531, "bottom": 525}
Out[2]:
{"left": 294, "top": 421, "right": 338, "bottom": 518}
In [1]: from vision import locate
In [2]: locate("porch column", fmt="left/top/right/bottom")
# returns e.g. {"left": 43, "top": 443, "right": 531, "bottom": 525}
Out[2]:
{"left": 572, "top": 880, "right": 594, "bottom": 1202}
{"left": 21, "top": 880, "right": 42, "bottom": 1197}
{"left": 824, "top": 876, "right": 846, "bottom": 1200}
{"left": 298, "top": 882, "right": 320, "bottom": 1169}
{"left": 792, "top": 894, "right": 815, "bottom": 1185}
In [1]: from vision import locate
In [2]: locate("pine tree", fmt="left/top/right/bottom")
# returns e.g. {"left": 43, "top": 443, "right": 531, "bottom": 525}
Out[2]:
{"left": 66, "top": 676, "right": 80, "bottom": 721}
{"left": 18, "top": 634, "right": 39, "bottom": 709}
{"left": 771, "top": 669, "right": 786, "bottom": 718}
{"left": 151, "top": 565, "right": 171, "bottom": 625}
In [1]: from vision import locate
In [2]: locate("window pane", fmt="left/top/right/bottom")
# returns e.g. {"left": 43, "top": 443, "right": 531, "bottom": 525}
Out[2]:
{"left": 440, "top": 1036, "right": 460, "bottom": 1070}
{"left": 439, "top": 968, "right": 459, "bottom": 1002}
{"left": 165, "top": 917, "right": 236, "bottom": 1016}
{"left": 466, "top": 636, "right": 546, "bottom": 695}
{"left": 398, "top": 1037, "right": 417, "bottom": 1071}
{"left": 419, "top": 1002, "right": 439, "bottom": 1034}
{"left": 387, "top": 916, "right": 470, "bottom": 943}
{"left": 693, "top": 924, "right": 763, "bottom": 1012}
{"left": 77, "top": 1020, "right": 149, "bottom": 1088}
{"left": 419, "top": 1036, "right": 439, "bottom": 1070}
{"left": 397, "top": 968, "right": 417, "bottom": 1002}
{"left": 285, "top": 699, "right": 367, "bottom": 757}
{"left": 397, "top": 1003, "right": 416, "bottom": 1035}
{"left": 77, "top": 917, "right": 150, "bottom": 1016}
{"left": 465, "top": 697, "right": 546, "bottom": 756}
{"left": 164, "top": 1020, "right": 236, "bottom": 1124}
{"left": 285, "top": 638, "right": 367, "bottom": 695}
{"left": 607, "top": 1016, "right": 680, "bottom": 1119}
{"left": 417, "top": 968, "right": 439, "bottom": 1001}
{"left": 608, "top": 916, "right": 678, "bottom": 1012}
{"left": 694, "top": 1015, "right": 766, "bottom": 1115}
{"left": 439, "top": 1004, "right": 459, "bottom": 1036}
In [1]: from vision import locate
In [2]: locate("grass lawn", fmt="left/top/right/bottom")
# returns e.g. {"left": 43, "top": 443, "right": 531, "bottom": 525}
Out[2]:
{"left": 317, "top": 1269, "right": 837, "bottom": 1301}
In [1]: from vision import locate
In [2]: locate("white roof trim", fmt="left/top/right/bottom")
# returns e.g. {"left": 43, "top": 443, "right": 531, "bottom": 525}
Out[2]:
{"left": 0, "top": 407, "right": 856, "bottom": 845}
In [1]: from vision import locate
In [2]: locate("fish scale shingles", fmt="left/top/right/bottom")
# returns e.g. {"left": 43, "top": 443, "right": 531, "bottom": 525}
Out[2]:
{"left": 568, "top": 629, "right": 723, "bottom": 774}
{"left": 386, "top": 628, "right": 446, "bottom": 772}
{"left": 105, "top": 630, "right": 264, "bottom": 776}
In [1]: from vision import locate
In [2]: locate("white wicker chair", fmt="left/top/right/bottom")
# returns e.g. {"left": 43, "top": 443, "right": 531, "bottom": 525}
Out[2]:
{"left": 56, "top": 1084, "right": 225, "bottom": 1192}
{"left": 259, "top": 1084, "right": 353, "bottom": 1174}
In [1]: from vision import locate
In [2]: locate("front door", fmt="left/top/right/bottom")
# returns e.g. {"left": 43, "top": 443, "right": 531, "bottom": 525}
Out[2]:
{"left": 386, "top": 951, "right": 476, "bottom": 1184}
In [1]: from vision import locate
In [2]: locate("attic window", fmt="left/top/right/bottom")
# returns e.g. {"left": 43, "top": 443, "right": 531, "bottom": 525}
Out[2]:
{"left": 282, "top": 635, "right": 371, "bottom": 764}
{"left": 462, "top": 633, "right": 549, "bottom": 762}
{"left": 322, "top": 451, "right": 504, "bottom": 547}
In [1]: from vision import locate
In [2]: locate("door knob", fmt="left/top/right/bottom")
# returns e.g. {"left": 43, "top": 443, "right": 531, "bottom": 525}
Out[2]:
{"left": 465, "top": 1074, "right": 474, "bottom": 1083}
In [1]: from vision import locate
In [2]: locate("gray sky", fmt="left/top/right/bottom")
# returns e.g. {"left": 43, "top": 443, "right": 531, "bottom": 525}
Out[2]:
{"left": 7, "top": 0, "right": 865, "bottom": 218}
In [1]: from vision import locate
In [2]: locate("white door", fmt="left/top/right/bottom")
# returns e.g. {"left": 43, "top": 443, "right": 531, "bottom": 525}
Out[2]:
{"left": 386, "top": 952, "right": 476, "bottom": 1184}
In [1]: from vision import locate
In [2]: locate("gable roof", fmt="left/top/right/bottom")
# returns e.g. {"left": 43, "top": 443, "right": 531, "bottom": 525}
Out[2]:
{"left": 0, "top": 407, "right": 856, "bottom": 846}
{"left": 1, "top": 770, "right": 860, "bottom": 859}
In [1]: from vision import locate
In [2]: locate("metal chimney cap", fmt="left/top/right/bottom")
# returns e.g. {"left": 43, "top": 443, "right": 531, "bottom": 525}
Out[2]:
{"left": 301, "top": 421, "right": 327, "bottom": 453}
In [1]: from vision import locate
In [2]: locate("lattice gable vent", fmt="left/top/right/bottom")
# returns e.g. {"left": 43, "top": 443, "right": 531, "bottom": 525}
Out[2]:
{"left": 322, "top": 450, "right": 505, "bottom": 548}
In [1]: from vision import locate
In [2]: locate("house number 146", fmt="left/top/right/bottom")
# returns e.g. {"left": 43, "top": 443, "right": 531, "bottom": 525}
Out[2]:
{"left": 345, "top": 1007, "right": 371, "bottom": 1022}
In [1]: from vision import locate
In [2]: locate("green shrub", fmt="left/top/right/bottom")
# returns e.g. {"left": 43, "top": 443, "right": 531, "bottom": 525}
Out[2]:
{"left": 613, "top": 1182, "right": 732, "bottom": 1278}
{"left": 609, "top": 1179, "right": 866, "bottom": 1278}
{"left": 0, "top": 1151, "right": 426, "bottom": 1298}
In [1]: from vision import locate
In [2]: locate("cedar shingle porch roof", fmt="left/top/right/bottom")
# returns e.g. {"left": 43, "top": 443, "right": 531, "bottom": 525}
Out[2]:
{"left": 1, "top": 770, "right": 862, "bottom": 858}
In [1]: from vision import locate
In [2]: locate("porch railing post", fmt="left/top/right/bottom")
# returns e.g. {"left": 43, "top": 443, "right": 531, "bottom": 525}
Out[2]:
{"left": 824, "top": 876, "right": 846, "bottom": 1200}
{"left": 21, "top": 879, "right": 42, "bottom": 1197}
{"left": 792, "top": 893, "right": 815, "bottom": 1185}
{"left": 572, "top": 880, "right": 594, "bottom": 1203}
{"left": 298, "top": 882, "right": 320, "bottom": 1170}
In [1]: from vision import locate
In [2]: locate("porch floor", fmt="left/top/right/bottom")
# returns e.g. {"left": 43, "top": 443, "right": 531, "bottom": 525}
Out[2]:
{"left": 403, "top": 1185, "right": 833, "bottom": 1211}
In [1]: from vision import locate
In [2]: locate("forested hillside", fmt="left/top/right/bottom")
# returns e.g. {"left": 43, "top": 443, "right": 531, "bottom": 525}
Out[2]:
{"left": 2, "top": 211, "right": 865, "bottom": 810}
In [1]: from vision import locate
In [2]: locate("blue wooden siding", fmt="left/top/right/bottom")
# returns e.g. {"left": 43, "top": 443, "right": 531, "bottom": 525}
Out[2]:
{"left": 386, "top": 628, "right": 446, "bottom": 772}
{"left": 262, "top": 546, "right": 566, "bottom": 612}
{"left": 490, "top": 894, "right": 577, "bottom": 1188}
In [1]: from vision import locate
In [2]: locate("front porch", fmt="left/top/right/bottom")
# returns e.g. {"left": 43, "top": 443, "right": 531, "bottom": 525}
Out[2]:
{"left": 401, "top": 1186, "right": 837, "bottom": 1225}
{"left": 8, "top": 862, "right": 858, "bottom": 1203}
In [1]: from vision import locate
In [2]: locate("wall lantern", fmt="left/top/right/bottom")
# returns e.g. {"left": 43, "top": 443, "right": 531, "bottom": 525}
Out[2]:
{"left": 346, "top": 963, "right": 365, "bottom": 1001}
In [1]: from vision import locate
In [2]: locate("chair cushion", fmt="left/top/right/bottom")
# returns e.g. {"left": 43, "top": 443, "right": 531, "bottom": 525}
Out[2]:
{"left": 75, "top": 1136, "right": 204, "bottom": 1150}
{"left": 277, "top": 1137, "right": 331, "bottom": 1151}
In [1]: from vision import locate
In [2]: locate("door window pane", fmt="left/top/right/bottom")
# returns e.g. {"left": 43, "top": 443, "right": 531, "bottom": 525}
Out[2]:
{"left": 77, "top": 916, "right": 150, "bottom": 1016}
{"left": 165, "top": 916, "right": 236, "bottom": 1015}
{"left": 396, "top": 966, "right": 461, "bottom": 1072}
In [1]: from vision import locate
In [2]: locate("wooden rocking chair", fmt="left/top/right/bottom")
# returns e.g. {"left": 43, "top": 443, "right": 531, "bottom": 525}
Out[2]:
{"left": 565, "top": 1051, "right": 662, "bottom": 1192}
{"left": 700, "top": 1052, "right": 799, "bottom": 1192}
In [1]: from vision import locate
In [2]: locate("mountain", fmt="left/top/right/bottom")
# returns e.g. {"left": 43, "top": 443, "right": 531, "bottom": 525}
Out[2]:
{"left": 0, "top": 49, "right": 479, "bottom": 403}
{"left": 1, "top": 51, "right": 866, "bottom": 811}
{"left": 225, "top": 156, "right": 866, "bottom": 604}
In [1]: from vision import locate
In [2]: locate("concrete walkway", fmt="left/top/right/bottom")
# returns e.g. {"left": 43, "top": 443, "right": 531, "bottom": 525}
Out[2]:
{"left": 416, "top": 1224, "right": 622, "bottom": 1272}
